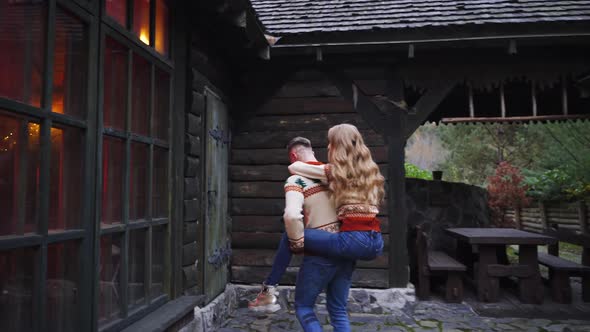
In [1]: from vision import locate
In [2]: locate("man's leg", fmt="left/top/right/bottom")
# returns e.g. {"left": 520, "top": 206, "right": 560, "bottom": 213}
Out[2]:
{"left": 295, "top": 256, "right": 337, "bottom": 332}
{"left": 304, "top": 229, "right": 383, "bottom": 260}
{"left": 249, "top": 232, "right": 292, "bottom": 312}
{"left": 326, "top": 259, "right": 354, "bottom": 332}
{"left": 264, "top": 232, "right": 292, "bottom": 286}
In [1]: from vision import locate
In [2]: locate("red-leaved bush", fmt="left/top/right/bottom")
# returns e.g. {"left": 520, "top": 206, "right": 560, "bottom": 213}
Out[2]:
{"left": 487, "top": 161, "right": 530, "bottom": 227}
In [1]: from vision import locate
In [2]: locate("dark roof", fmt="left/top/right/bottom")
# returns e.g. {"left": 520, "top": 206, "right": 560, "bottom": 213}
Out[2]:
{"left": 250, "top": 0, "right": 590, "bottom": 35}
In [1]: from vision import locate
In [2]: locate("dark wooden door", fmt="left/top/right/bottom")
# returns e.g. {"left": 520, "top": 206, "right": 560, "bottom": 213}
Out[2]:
{"left": 203, "top": 88, "right": 231, "bottom": 301}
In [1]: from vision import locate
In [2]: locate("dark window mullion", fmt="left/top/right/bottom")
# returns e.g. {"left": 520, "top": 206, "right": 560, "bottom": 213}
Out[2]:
{"left": 119, "top": 47, "right": 133, "bottom": 318}
{"left": 82, "top": 10, "right": 100, "bottom": 330}
{"left": 42, "top": 0, "right": 56, "bottom": 111}
{"left": 33, "top": 244, "right": 47, "bottom": 332}
{"left": 146, "top": 227, "right": 152, "bottom": 303}
{"left": 35, "top": 117, "right": 52, "bottom": 332}
{"left": 93, "top": 27, "right": 107, "bottom": 332}
{"left": 146, "top": 64, "right": 155, "bottom": 302}
{"left": 128, "top": 0, "right": 134, "bottom": 31}
{"left": 15, "top": 121, "right": 30, "bottom": 235}
{"left": 0, "top": 99, "right": 45, "bottom": 118}
{"left": 149, "top": 0, "right": 155, "bottom": 47}
{"left": 35, "top": 0, "right": 54, "bottom": 305}
{"left": 49, "top": 112, "right": 88, "bottom": 129}
{"left": 46, "top": 229, "right": 86, "bottom": 243}
{"left": 120, "top": 229, "right": 130, "bottom": 318}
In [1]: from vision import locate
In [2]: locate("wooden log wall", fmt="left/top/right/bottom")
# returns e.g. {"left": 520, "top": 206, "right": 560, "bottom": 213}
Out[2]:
{"left": 230, "top": 73, "right": 391, "bottom": 288}
{"left": 181, "top": 69, "right": 205, "bottom": 295}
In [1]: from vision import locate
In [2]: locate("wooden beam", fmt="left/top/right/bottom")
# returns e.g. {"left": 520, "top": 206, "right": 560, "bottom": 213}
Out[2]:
{"left": 405, "top": 81, "right": 457, "bottom": 136}
{"left": 441, "top": 114, "right": 590, "bottom": 124}
{"left": 323, "top": 69, "right": 395, "bottom": 136}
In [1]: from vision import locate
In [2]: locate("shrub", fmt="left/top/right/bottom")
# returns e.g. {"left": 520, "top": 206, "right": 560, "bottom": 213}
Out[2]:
{"left": 405, "top": 163, "right": 433, "bottom": 180}
{"left": 487, "top": 161, "right": 530, "bottom": 227}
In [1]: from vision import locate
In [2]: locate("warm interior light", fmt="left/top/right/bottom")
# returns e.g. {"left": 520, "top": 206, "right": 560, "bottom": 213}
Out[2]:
{"left": 139, "top": 29, "right": 149, "bottom": 45}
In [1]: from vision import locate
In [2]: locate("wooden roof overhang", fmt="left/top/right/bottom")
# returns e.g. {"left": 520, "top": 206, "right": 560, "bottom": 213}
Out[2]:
{"left": 192, "top": 0, "right": 270, "bottom": 61}
{"left": 261, "top": 24, "right": 590, "bottom": 125}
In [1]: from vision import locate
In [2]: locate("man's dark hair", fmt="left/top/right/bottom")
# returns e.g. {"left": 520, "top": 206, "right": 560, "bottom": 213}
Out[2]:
{"left": 286, "top": 137, "right": 312, "bottom": 152}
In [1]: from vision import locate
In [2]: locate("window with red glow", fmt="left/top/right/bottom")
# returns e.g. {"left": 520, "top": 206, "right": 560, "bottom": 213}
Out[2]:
{"left": 46, "top": 241, "right": 80, "bottom": 332}
{"left": 129, "top": 142, "right": 148, "bottom": 221}
{"left": 0, "top": 114, "right": 40, "bottom": 236}
{"left": 0, "top": 248, "right": 36, "bottom": 332}
{"left": 0, "top": 1, "right": 46, "bottom": 107}
{"left": 155, "top": 0, "right": 169, "bottom": 55}
{"left": 98, "top": 234, "right": 122, "bottom": 326}
{"left": 106, "top": 0, "right": 127, "bottom": 27}
{"left": 103, "top": 37, "right": 128, "bottom": 130}
{"left": 131, "top": 54, "right": 150, "bottom": 135}
{"left": 48, "top": 126, "right": 84, "bottom": 231}
{"left": 133, "top": 0, "right": 150, "bottom": 45}
{"left": 52, "top": 7, "right": 89, "bottom": 119}
{"left": 101, "top": 137, "right": 125, "bottom": 225}
{"left": 153, "top": 69, "right": 170, "bottom": 141}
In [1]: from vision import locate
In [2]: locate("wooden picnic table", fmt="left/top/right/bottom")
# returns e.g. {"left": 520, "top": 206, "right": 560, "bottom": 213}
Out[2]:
{"left": 445, "top": 227, "right": 557, "bottom": 304}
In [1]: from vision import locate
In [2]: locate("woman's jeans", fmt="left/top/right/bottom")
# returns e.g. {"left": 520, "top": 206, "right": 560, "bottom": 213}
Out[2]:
{"left": 295, "top": 255, "right": 354, "bottom": 332}
{"left": 265, "top": 230, "right": 383, "bottom": 286}
{"left": 305, "top": 229, "right": 384, "bottom": 261}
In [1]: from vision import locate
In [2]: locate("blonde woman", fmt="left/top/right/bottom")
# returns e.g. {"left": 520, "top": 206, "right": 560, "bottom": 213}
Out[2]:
{"left": 288, "top": 123, "right": 385, "bottom": 260}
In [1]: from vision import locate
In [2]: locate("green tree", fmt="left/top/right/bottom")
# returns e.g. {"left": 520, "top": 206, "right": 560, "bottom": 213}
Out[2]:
{"left": 437, "top": 123, "right": 546, "bottom": 186}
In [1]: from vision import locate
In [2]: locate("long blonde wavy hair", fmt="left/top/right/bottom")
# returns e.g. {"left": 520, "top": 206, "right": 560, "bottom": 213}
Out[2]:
{"left": 327, "top": 124, "right": 385, "bottom": 208}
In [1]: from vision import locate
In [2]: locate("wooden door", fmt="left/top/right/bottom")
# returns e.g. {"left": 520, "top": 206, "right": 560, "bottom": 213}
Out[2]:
{"left": 203, "top": 88, "right": 231, "bottom": 302}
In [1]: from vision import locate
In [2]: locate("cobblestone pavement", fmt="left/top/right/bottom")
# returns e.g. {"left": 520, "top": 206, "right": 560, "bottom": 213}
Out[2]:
{"left": 220, "top": 301, "right": 590, "bottom": 332}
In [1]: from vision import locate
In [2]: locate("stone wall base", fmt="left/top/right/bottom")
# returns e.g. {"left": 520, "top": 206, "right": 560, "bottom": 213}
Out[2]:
{"left": 179, "top": 284, "right": 416, "bottom": 332}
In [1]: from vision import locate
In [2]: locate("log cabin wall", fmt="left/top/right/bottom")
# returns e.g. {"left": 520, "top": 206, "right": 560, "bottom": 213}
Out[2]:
{"left": 230, "top": 71, "right": 391, "bottom": 288}
{"left": 182, "top": 31, "right": 235, "bottom": 296}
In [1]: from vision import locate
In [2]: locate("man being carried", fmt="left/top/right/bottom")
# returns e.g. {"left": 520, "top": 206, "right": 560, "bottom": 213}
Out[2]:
{"left": 249, "top": 137, "right": 353, "bottom": 331}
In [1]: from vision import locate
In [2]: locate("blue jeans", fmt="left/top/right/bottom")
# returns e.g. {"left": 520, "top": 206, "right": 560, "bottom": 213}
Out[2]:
{"left": 305, "top": 229, "right": 384, "bottom": 261}
{"left": 295, "top": 255, "right": 354, "bottom": 332}
{"left": 264, "top": 230, "right": 383, "bottom": 285}
{"left": 265, "top": 233, "right": 292, "bottom": 286}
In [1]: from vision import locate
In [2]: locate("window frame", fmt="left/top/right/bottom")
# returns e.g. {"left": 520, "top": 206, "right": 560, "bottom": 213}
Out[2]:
{"left": 101, "top": 0, "right": 172, "bottom": 63}
{"left": 0, "top": 0, "right": 175, "bottom": 331}
{"left": 96, "top": 16, "right": 173, "bottom": 332}
{"left": 0, "top": 1, "right": 99, "bottom": 331}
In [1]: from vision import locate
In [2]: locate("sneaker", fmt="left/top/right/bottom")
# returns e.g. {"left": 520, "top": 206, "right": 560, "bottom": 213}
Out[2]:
{"left": 248, "top": 284, "right": 281, "bottom": 313}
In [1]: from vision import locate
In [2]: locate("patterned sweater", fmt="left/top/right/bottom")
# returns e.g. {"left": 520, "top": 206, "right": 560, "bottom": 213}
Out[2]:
{"left": 288, "top": 161, "right": 381, "bottom": 232}
{"left": 283, "top": 162, "right": 340, "bottom": 253}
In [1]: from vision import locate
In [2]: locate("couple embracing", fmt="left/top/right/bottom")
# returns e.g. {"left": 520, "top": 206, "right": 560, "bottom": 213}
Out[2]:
{"left": 248, "top": 124, "right": 386, "bottom": 332}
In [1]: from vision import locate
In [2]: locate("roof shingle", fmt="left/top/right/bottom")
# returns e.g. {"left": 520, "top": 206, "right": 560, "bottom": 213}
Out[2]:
{"left": 250, "top": 0, "right": 590, "bottom": 35}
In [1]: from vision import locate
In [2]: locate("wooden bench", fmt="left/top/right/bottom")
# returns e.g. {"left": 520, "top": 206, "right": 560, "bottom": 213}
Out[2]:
{"left": 537, "top": 252, "right": 590, "bottom": 303}
{"left": 415, "top": 225, "right": 466, "bottom": 303}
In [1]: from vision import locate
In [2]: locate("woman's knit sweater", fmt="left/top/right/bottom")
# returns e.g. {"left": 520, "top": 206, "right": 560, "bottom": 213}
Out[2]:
{"left": 288, "top": 161, "right": 381, "bottom": 232}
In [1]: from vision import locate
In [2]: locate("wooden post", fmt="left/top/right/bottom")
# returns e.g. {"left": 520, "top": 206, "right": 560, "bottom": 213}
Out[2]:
{"left": 387, "top": 118, "right": 409, "bottom": 287}
{"left": 578, "top": 201, "right": 588, "bottom": 234}
{"left": 540, "top": 202, "right": 558, "bottom": 256}
{"left": 386, "top": 76, "right": 409, "bottom": 288}
{"left": 539, "top": 201, "right": 548, "bottom": 230}
{"left": 580, "top": 201, "right": 590, "bottom": 301}
{"left": 515, "top": 207, "right": 522, "bottom": 230}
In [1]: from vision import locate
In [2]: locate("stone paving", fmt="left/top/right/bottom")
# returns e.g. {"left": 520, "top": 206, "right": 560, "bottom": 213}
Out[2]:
{"left": 220, "top": 302, "right": 590, "bottom": 332}
{"left": 220, "top": 295, "right": 590, "bottom": 332}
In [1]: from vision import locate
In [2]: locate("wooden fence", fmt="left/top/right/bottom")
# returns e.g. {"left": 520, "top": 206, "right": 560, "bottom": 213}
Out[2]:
{"left": 506, "top": 201, "right": 589, "bottom": 235}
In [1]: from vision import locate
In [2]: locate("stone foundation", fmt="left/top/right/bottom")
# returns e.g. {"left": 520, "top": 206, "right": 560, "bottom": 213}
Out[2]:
{"left": 179, "top": 284, "right": 416, "bottom": 331}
